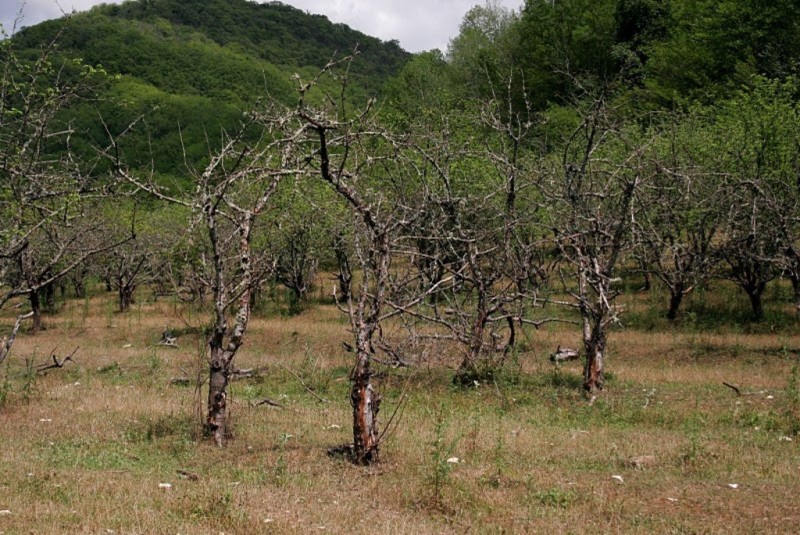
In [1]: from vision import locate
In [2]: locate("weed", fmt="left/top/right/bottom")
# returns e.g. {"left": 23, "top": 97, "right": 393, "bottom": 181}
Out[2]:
{"left": 0, "top": 364, "right": 8, "bottom": 407}
{"left": 43, "top": 438, "right": 136, "bottom": 471}
{"left": 190, "top": 489, "right": 246, "bottom": 525}
{"left": 486, "top": 410, "right": 508, "bottom": 488}
{"left": 545, "top": 368, "right": 584, "bottom": 390}
{"left": 81, "top": 294, "right": 90, "bottom": 324}
{"left": 271, "top": 432, "right": 293, "bottom": 487}
{"left": 147, "top": 351, "right": 162, "bottom": 374}
{"left": 463, "top": 410, "right": 482, "bottom": 458}
{"left": 678, "top": 430, "right": 717, "bottom": 474}
{"left": 534, "top": 488, "right": 576, "bottom": 508}
{"left": 21, "top": 472, "right": 74, "bottom": 505}
{"left": 292, "top": 345, "right": 335, "bottom": 396}
{"left": 424, "top": 403, "right": 462, "bottom": 511}
{"left": 20, "top": 356, "right": 37, "bottom": 402}
{"left": 784, "top": 354, "right": 800, "bottom": 435}
{"left": 96, "top": 361, "right": 121, "bottom": 375}
{"left": 126, "top": 412, "right": 194, "bottom": 443}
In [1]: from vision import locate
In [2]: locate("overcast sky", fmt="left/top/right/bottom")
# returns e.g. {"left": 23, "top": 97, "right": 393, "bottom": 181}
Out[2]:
{"left": 1, "top": 0, "right": 523, "bottom": 52}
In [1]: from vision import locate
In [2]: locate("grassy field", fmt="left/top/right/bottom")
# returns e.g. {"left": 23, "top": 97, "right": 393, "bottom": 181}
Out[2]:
{"left": 0, "top": 284, "right": 798, "bottom": 534}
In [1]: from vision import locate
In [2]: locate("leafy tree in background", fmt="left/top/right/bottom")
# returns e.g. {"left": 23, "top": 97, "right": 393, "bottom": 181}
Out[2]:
{"left": 643, "top": 0, "right": 800, "bottom": 105}
{"left": 711, "top": 78, "right": 800, "bottom": 320}
{"left": 382, "top": 51, "right": 455, "bottom": 125}
{"left": 514, "top": 0, "right": 619, "bottom": 109}
{"left": 11, "top": 0, "right": 409, "bottom": 179}
{"left": 447, "top": 1, "right": 520, "bottom": 102}
{"left": 633, "top": 111, "right": 728, "bottom": 321}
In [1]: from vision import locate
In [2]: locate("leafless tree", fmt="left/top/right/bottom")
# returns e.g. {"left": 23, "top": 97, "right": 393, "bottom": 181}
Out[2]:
{"left": 0, "top": 23, "right": 129, "bottom": 355}
{"left": 715, "top": 84, "right": 800, "bottom": 320}
{"left": 94, "top": 203, "right": 185, "bottom": 311}
{"left": 297, "top": 59, "right": 452, "bottom": 464}
{"left": 117, "top": 102, "right": 304, "bottom": 446}
{"left": 394, "top": 93, "right": 556, "bottom": 386}
{"left": 719, "top": 186, "right": 782, "bottom": 321}
{"left": 268, "top": 212, "right": 320, "bottom": 310}
{"left": 546, "top": 101, "right": 646, "bottom": 393}
{"left": 634, "top": 115, "right": 727, "bottom": 321}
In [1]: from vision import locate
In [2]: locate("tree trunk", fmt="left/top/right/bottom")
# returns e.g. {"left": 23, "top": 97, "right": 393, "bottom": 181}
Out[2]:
{"left": 666, "top": 289, "right": 684, "bottom": 321}
{"left": 791, "top": 274, "right": 800, "bottom": 320}
{"left": 333, "top": 236, "right": 351, "bottom": 302}
{"left": 747, "top": 289, "right": 764, "bottom": 321}
{"left": 206, "top": 340, "right": 231, "bottom": 447}
{"left": 248, "top": 284, "right": 261, "bottom": 309}
{"left": 119, "top": 284, "right": 135, "bottom": 312}
{"left": 454, "top": 308, "right": 488, "bottom": 386}
{"left": 641, "top": 270, "right": 651, "bottom": 292}
{"left": 41, "top": 282, "right": 56, "bottom": 312}
{"left": 73, "top": 277, "right": 86, "bottom": 298}
{"left": 583, "top": 325, "right": 605, "bottom": 393}
{"left": 29, "top": 290, "right": 42, "bottom": 334}
{"left": 351, "top": 335, "right": 380, "bottom": 464}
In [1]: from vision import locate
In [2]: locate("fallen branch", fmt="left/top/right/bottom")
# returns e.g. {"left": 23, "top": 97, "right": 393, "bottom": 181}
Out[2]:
{"left": 550, "top": 345, "right": 580, "bottom": 363}
{"left": 251, "top": 397, "right": 285, "bottom": 409}
{"left": 230, "top": 367, "right": 263, "bottom": 380}
{"left": 35, "top": 347, "right": 78, "bottom": 373}
{"left": 722, "top": 382, "right": 768, "bottom": 396}
{"left": 157, "top": 328, "right": 179, "bottom": 348}
{"left": 722, "top": 382, "right": 741, "bottom": 396}
{"left": 170, "top": 377, "right": 192, "bottom": 386}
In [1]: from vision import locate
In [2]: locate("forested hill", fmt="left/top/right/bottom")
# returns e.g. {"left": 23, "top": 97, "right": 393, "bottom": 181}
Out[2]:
{"left": 16, "top": 0, "right": 409, "bottom": 103}
{"left": 11, "top": 0, "right": 410, "bottom": 175}
{"left": 103, "top": 0, "right": 407, "bottom": 83}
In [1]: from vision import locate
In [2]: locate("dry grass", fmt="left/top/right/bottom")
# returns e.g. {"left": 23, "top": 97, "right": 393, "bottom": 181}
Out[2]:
{"left": 0, "top": 284, "right": 798, "bottom": 534}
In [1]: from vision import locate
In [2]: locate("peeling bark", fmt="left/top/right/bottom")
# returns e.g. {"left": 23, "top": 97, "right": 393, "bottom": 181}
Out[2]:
{"left": 351, "top": 346, "right": 380, "bottom": 464}
{"left": 583, "top": 324, "right": 605, "bottom": 392}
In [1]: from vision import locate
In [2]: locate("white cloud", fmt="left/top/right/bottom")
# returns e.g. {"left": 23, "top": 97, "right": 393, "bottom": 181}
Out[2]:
{"left": 1, "top": 0, "right": 523, "bottom": 52}
{"left": 281, "top": 0, "right": 522, "bottom": 52}
{"left": 1, "top": 0, "right": 122, "bottom": 33}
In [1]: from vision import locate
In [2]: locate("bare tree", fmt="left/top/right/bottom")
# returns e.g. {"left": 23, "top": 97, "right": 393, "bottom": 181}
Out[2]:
{"left": 94, "top": 203, "right": 185, "bottom": 311}
{"left": 0, "top": 23, "right": 128, "bottom": 351}
{"left": 711, "top": 82, "right": 797, "bottom": 322}
{"left": 634, "top": 114, "right": 727, "bottom": 321}
{"left": 118, "top": 103, "right": 303, "bottom": 446}
{"left": 267, "top": 203, "right": 321, "bottom": 311}
{"left": 396, "top": 96, "right": 555, "bottom": 386}
{"left": 719, "top": 189, "right": 783, "bottom": 321}
{"left": 297, "top": 59, "right": 451, "bottom": 464}
{"left": 547, "top": 101, "right": 646, "bottom": 393}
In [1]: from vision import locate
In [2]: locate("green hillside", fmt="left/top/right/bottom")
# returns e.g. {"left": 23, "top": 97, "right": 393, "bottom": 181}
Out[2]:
{"left": 12, "top": 0, "right": 410, "bottom": 175}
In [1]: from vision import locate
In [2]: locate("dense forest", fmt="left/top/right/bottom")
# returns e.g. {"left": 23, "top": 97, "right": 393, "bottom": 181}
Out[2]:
{"left": 1, "top": 0, "right": 799, "bottom": 465}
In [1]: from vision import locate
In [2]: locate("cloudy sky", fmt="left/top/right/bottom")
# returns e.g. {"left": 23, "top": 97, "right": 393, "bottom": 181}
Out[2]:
{"left": 1, "top": 0, "right": 523, "bottom": 52}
